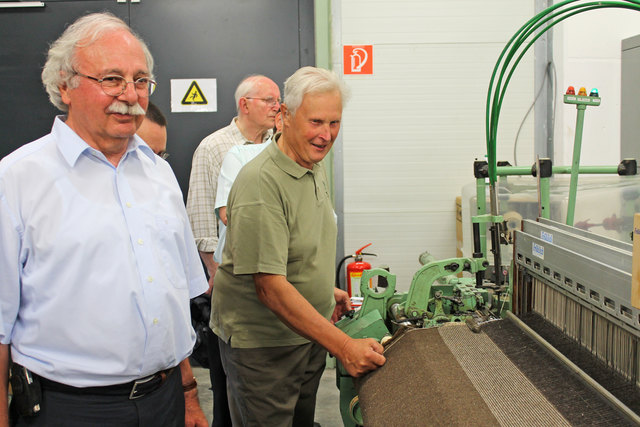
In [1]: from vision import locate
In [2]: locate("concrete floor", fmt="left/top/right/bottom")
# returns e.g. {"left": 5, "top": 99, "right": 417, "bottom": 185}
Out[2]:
{"left": 193, "top": 362, "right": 343, "bottom": 426}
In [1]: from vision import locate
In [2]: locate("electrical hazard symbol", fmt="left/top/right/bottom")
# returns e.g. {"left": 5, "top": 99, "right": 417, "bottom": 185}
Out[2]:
{"left": 181, "top": 81, "right": 208, "bottom": 105}
{"left": 171, "top": 78, "right": 217, "bottom": 113}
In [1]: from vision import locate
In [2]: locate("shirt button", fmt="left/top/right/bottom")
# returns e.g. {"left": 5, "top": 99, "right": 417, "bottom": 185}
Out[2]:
{"left": 147, "top": 276, "right": 153, "bottom": 283}
{"left": 126, "top": 202, "right": 132, "bottom": 208}
{"left": 137, "top": 238, "right": 144, "bottom": 245}
{"left": 153, "top": 318, "right": 159, "bottom": 325}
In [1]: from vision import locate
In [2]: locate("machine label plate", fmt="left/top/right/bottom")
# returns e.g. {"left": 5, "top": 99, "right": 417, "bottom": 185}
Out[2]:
{"left": 532, "top": 242, "right": 545, "bottom": 259}
{"left": 540, "top": 231, "right": 553, "bottom": 243}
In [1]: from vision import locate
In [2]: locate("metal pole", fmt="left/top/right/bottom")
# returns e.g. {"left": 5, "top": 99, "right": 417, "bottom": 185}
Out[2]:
{"left": 540, "top": 177, "right": 551, "bottom": 219}
{"left": 476, "top": 177, "right": 488, "bottom": 257}
{"left": 489, "top": 183, "right": 502, "bottom": 287}
{"left": 553, "top": 165, "right": 619, "bottom": 174}
{"left": 472, "top": 222, "right": 485, "bottom": 287}
{"left": 566, "top": 104, "right": 587, "bottom": 225}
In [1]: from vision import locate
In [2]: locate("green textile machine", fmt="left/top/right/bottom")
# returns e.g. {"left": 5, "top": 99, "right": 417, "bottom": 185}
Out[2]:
{"left": 334, "top": 2, "right": 640, "bottom": 426}
{"left": 335, "top": 256, "right": 496, "bottom": 426}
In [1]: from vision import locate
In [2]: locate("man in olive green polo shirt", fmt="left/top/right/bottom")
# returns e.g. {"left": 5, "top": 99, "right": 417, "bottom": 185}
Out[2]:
{"left": 210, "top": 66, "right": 386, "bottom": 426}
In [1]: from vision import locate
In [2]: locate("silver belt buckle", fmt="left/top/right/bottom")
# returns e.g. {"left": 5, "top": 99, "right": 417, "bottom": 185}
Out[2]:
{"left": 129, "top": 374, "right": 155, "bottom": 400}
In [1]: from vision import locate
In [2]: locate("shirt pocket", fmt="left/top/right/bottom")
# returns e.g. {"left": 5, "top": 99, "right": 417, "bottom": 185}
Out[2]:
{"left": 153, "top": 214, "right": 188, "bottom": 288}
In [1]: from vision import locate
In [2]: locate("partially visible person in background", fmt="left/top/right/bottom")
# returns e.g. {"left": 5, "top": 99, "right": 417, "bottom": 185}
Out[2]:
{"left": 137, "top": 101, "right": 168, "bottom": 158}
{"left": 187, "top": 74, "right": 280, "bottom": 289}
{"left": 213, "top": 109, "right": 283, "bottom": 263}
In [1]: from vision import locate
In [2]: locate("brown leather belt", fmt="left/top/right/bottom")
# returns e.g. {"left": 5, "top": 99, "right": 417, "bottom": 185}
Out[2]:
{"left": 39, "top": 367, "right": 176, "bottom": 400}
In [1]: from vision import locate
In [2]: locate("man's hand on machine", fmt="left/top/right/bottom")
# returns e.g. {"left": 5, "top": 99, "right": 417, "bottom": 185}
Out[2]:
{"left": 338, "top": 337, "right": 386, "bottom": 377}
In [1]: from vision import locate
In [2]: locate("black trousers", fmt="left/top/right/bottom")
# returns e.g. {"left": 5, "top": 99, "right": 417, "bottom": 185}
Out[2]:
{"left": 206, "top": 327, "right": 232, "bottom": 427}
{"left": 12, "top": 368, "right": 184, "bottom": 427}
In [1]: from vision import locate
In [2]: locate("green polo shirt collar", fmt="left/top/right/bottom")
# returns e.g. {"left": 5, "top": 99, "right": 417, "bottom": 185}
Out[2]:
{"left": 267, "top": 138, "right": 320, "bottom": 179}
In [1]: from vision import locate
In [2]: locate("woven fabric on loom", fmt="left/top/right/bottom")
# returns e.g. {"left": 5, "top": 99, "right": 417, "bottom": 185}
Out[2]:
{"left": 356, "top": 320, "right": 634, "bottom": 426}
{"left": 356, "top": 326, "right": 500, "bottom": 427}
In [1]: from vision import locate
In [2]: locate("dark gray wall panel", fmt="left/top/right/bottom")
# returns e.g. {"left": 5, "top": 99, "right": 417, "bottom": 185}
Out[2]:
{"left": 0, "top": 0, "right": 315, "bottom": 198}
{"left": 0, "top": 1, "right": 126, "bottom": 157}
{"left": 130, "top": 0, "right": 315, "bottom": 196}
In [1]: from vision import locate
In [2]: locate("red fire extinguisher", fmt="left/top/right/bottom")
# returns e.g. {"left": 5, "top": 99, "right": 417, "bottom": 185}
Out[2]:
{"left": 346, "top": 243, "right": 375, "bottom": 297}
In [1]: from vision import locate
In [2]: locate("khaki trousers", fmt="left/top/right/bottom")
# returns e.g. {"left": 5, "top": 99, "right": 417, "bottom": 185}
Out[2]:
{"left": 218, "top": 338, "right": 326, "bottom": 427}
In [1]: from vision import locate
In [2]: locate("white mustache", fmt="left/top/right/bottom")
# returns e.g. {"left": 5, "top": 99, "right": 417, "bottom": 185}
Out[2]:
{"left": 107, "top": 102, "right": 146, "bottom": 116}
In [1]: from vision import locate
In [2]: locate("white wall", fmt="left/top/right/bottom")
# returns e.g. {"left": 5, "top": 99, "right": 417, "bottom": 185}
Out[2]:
{"left": 333, "top": 0, "right": 535, "bottom": 289}
{"left": 553, "top": 8, "right": 640, "bottom": 166}
{"left": 331, "top": 1, "right": 640, "bottom": 290}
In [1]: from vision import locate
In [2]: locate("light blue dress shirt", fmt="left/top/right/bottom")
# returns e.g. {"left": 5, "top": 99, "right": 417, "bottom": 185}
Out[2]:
{"left": 213, "top": 141, "right": 271, "bottom": 263}
{"left": 0, "top": 117, "right": 208, "bottom": 387}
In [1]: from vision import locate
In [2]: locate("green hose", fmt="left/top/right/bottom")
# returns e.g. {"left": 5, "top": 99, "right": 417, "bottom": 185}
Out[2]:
{"left": 485, "top": 0, "right": 640, "bottom": 185}
{"left": 482, "top": 0, "right": 640, "bottom": 284}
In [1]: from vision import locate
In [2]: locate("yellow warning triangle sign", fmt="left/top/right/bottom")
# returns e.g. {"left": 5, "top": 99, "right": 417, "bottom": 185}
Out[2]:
{"left": 181, "top": 81, "right": 208, "bottom": 105}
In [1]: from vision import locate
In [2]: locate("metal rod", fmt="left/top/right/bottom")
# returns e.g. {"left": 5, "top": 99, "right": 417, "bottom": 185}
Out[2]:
{"left": 506, "top": 311, "right": 640, "bottom": 425}
{"left": 495, "top": 166, "right": 536, "bottom": 176}
{"left": 495, "top": 165, "right": 621, "bottom": 176}
{"left": 536, "top": 156, "right": 542, "bottom": 218}
{"left": 552, "top": 165, "right": 620, "bottom": 174}
{"left": 476, "top": 177, "right": 488, "bottom": 257}
{"left": 489, "top": 183, "right": 502, "bottom": 287}
{"left": 566, "top": 104, "right": 587, "bottom": 226}
{"left": 472, "top": 222, "right": 485, "bottom": 287}
{"left": 540, "top": 177, "right": 550, "bottom": 219}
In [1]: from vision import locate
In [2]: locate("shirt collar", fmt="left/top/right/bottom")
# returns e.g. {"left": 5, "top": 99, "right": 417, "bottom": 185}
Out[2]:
{"left": 267, "top": 136, "right": 319, "bottom": 179}
{"left": 54, "top": 115, "right": 156, "bottom": 167}
{"left": 132, "top": 135, "right": 157, "bottom": 162}
{"left": 231, "top": 116, "right": 273, "bottom": 145}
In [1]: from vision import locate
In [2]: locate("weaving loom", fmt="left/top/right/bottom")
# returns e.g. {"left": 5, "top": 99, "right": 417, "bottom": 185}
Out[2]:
{"left": 335, "top": 219, "right": 640, "bottom": 425}
{"left": 334, "top": 2, "right": 640, "bottom": 425}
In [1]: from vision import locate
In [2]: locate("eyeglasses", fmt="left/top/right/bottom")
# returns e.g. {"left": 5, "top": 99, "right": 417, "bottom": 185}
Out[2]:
{"left": 74, "top": 71, "right": 157, "bottom": 97}
{"left": 245, "top": 96, "right": 281, "bottom": 107}
{"left": 157, "top": 151, "right": 169, "bottom": 160}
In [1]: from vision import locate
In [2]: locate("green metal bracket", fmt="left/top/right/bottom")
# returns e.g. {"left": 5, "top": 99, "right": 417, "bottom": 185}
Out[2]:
{"left": 334, "top": 268, "right": 395, "bottom": 427}
{"left": 337, "top": 375, "right": 361, "bottom": 427}
{"left": 335, "top": 308, "right": 389, "bottom": 344}
{"left": 355, "top": 268, "right": 396, "bottom": 321}
{"left": 404, "top": 257, "right": 486, "bottom": 318}
{"left": 335, "top": 301, "right": 390, "bottom": 427}
{"left": 430, "top": 292, "right": 449, "bottom": 323}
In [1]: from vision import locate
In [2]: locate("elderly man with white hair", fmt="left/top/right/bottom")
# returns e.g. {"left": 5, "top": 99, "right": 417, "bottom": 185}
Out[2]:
{"left": 0, "top": 12, "right": 208, "bottom": 426}
{"left": 211, "top": 66, "right": 386, "bottom": 427}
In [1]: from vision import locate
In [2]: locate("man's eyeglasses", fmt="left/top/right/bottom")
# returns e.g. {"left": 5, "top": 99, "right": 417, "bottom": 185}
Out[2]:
{"left": 245, "top": 97, "right": 281, "bottom": 107}
{"left": 157, "top": 151, "right": 169, "bottom": 160}
{"left": 74, "top": 71, "right": 157, "bottom": 97}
